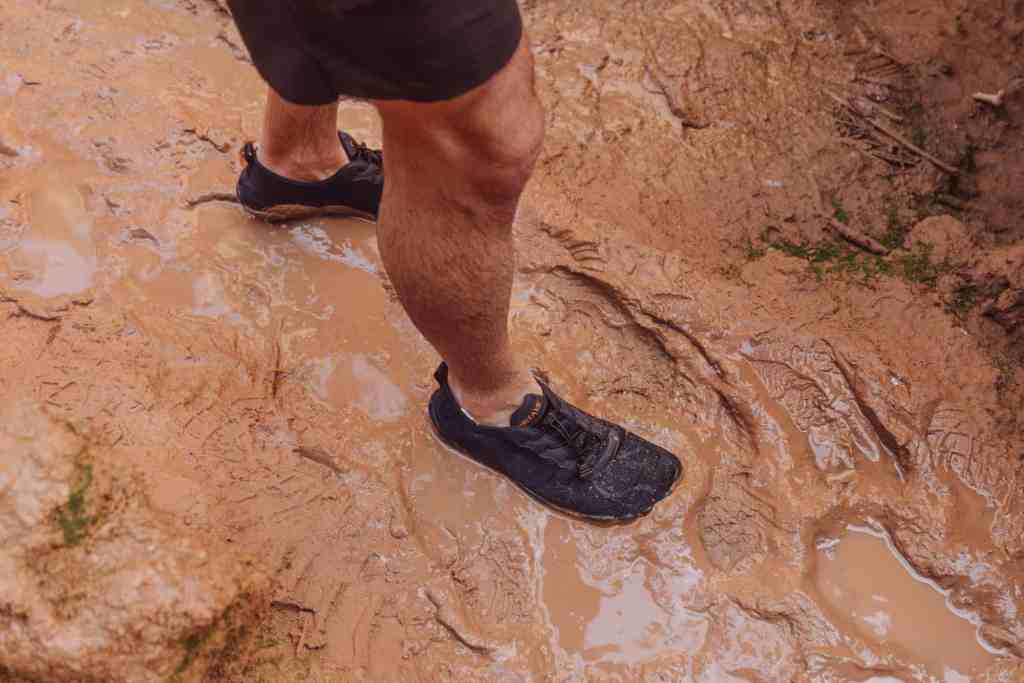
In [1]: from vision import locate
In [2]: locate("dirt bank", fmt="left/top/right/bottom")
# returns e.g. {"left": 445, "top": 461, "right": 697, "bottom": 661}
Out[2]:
{"left": 1, "top": 0, "right": 1021, "bottom": 681}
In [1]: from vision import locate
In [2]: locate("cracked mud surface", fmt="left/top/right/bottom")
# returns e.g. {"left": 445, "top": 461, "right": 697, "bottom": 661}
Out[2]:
{"left": 1, "top": 0, "right": 1022, "bottom": 681}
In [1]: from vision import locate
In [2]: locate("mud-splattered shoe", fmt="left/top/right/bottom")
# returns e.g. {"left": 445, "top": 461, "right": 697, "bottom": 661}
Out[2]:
{"left": 428, "top": 363, "right": 682, "bottom": 521}
{"left": 236, "top": 131, "right": 382, "bottom": 222}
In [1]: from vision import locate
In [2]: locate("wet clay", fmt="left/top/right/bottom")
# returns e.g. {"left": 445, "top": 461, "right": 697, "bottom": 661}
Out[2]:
{"left": 1, "top": 0, "right": 1022, "bottom": 681}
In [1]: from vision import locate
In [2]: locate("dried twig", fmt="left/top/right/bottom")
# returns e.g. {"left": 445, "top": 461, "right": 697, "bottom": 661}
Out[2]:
{"left": 869, "top": 150, "right": 914, "bottom": 166}
{"left": 644, "top": 66, "right": 708, "bottom": 130}
{"left": 128, "top": 227, "right": 159, "bottom": 245}
{"left": 856, "top": 97, "right": 904, "bottom": 122}
{"left": 827, "top": 91, "right": 903, "bottom": 122}
{"left": 854, "top": 74, "right": 908, "bottom": 89}
{"left": 828, "top": 91, "right": 959, "bottom": 175}
{"left": 972, "top": 90, "right": 1005, "bottom": 107}
{"left": 808, "top": 173, "right": 889, "bottom": 256}
{"left": 294, "top": 446, "right": 344, "bottom": 474}
{"left": 183, "top": 128, "right": 232, "bottom": 153}
{"left": 871, "top": 46, "right": 905, "bottom": 67}
{"left": 936, "top": 193, "right": 966, "bottom": 210}
{"left": 865, "top": 118, "right": 959, "bottom": 175}
{"left": 270, "top": 320, "right": 287, "bottom": 399}
{"left": 825, "top": 91, "right": 859, "bottom": 115}
{"left": 828, "top": 218, "right": 890, "bottom": 255}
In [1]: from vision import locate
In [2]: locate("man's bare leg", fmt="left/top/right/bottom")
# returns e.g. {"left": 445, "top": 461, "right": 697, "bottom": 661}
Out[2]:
{"left": 258, "top": 87, "right": 348, "bottom": 181}
{"left": 373, "top": 38, "right": 544, "bottom": 425}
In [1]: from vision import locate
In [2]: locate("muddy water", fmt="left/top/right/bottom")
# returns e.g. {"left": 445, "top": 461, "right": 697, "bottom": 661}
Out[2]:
{"left": 159, "top": 205, "right": 438, "bottom": 470}
{"left": 5, "top": 173, "right": 98, "bottom": 297}
{"left": 815, "top": 526, "right": 999, "bottom": 681}
{"left": 541, "top": 517, "right": 708, "bottom": 667}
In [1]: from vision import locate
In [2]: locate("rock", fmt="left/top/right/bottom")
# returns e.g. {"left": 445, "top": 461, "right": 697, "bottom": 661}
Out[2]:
{"left": 0, "top": 402, "right": 270, "bottom": 683}
{"left": 908, "top": 215, "right": 972, "bottom": 265}
{"left": 986, "top": 285, "right": 1024, "bottom": 332}
{"left": 974, "top": 243, "right": 1024, "bottom": 333}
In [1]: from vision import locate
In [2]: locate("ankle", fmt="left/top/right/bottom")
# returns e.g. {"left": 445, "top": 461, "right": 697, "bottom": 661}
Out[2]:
{"left": 256, "top": 141, "right": 347, "bottom": 182}
{"left": 448, "top": 370, "right": 540, "bottom": 427}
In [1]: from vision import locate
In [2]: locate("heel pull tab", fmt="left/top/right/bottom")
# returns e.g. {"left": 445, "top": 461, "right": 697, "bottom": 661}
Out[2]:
{"left": 241, "top": 141, "right": 257, "bottom": 164}
{"left": 434, "top": 362, "right": 449, "bottom": 386}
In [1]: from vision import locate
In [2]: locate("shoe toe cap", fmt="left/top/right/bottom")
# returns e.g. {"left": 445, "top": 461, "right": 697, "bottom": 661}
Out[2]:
{"left": 589, "top": 434, "right": 682, "bottom": 518}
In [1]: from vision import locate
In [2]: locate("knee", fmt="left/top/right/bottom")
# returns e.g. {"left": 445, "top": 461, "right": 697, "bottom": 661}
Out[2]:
{"left": 377, "top": 41, "right": 545, "bottom": 213}
{"left": 448, "top": 90, "right": 545, "bottom": 207}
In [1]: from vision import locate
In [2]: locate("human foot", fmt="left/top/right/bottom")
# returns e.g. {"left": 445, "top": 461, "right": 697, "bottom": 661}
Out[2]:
{"left": 236, "top": 131, "right": 383, "bottom": 222}
{"left": 258, "top": 129, "right": 348, "bottom": 182}
{"left": 428, "top": 363, "right": 682, "bottom": 521}
{"left": 446, "top": 367, "right": 541, "bottom": 426}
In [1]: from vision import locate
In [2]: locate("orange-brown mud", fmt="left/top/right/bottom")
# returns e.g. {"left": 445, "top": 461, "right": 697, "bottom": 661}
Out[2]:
{"left": 1, "top": 1, "right": 1022, "bottom": 681}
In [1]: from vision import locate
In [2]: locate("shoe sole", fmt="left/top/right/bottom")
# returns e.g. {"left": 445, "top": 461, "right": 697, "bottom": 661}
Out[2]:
{"left": 426, "top": 411, "right": 682, "bottom": 525}
{"left": 242, "top": 202, "right": 376, "bottom": 224}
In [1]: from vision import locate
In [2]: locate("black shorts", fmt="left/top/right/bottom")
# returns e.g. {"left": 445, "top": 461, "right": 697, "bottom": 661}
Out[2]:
{"left": 227, "top": 0, "right": 523, "bottom": 105}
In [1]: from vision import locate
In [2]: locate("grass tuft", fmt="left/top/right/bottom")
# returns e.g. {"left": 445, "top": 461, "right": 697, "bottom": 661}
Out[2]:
{"left": 767, "top": 234, "right": 946, "bottom": 288}
{"left": 831, "top": 198, "right": 849, "bottom": 225}
{"left": 57, "top": 463, "right": 93, "bottom": 546}
{"left": 948, "top": 283, "right": 979, "bottom": 316}
{"left": 881, "top": 206, "right": 909, "bottom": 250}
{"left": 743, "top": 235, "right": 767, "bottom": 261}
{"left": 894, "top": 243, "right": 946, "bottom": 286}
{"left": 176, "top": 629, "right": 212, "bottom": 675}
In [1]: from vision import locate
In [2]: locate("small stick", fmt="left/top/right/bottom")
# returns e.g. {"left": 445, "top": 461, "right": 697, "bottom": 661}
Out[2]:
{"left": 855, "top": 97, "right": 904, "bottom": 122}
{"left": 644, "top": 66, "right": 708, "bottom": 130}
{"left": 869, "top": 150, "right": 913, "bottom": 166}
{"left": 807, "top": 171, "right": 889, "bottom": 256}
{"left": 855, "top": 74, "right": 908, "bottom": 89}
{"left": 936, "top": 193, "right": 966, "bottom": 210}
{"left": 865, "top": 119, "right": 959, "bottom": 175}
{"left": 828, "top": 218, "right": 890, "bottom": 255}
{"left": 825, "top": 90, "right": 858, "bottom": 114}
{"left": 827, "top": 90, "right": 957, "bottom": 173}
{"left": 865, "top": 63, "right": 905, "bottom": 78}
{"left": 972, "top": 90, "right": 1005, "bottom": 107}
{"left": 833, "top": 91, "right": 904, "bottom": 122}
{"left": 872, "top": 46, "right": 905, "bottom": 66}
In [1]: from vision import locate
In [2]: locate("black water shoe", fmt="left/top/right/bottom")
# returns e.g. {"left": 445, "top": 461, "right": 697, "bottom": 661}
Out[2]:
{"left": 236, "top": 131, "right": 382, "bottom": 222}
{"left": 428, "top": 363, "right": 682, "bottom": 521}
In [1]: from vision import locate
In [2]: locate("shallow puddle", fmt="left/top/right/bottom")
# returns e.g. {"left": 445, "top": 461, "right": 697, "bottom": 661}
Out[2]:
{"left": 311, "top": 353, "right": 409, "bottom": 422}
{"left": 815, "top": 526, "right": 999, "bottom": 681}
{"left": 540, "top": 517, "right": 707, "bottom": 668}
{"left": 6, "top": 182, "right": 98, "bottom": 297}
{"left": 8, "top": 239, "right": 97, "bottom": 297}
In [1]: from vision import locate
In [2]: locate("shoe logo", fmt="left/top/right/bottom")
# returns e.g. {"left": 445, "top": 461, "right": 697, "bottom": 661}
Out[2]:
{"left": 521, "top": 400, "right": 543, "bottom": 426}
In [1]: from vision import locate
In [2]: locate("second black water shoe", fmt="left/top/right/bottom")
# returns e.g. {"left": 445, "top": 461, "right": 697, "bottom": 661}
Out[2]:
{"left": 236, "top": 131, "right": 382, "bottom": 222}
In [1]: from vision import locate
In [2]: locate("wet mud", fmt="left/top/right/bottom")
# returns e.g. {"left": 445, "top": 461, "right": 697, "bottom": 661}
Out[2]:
{"left": 1, "top": 0, "right": 1022, "bottom": 681}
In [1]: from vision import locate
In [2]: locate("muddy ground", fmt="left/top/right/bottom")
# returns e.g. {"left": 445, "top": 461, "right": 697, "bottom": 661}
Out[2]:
{"left": 1, "top": 0, "right": 1022, "bottom": 681}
